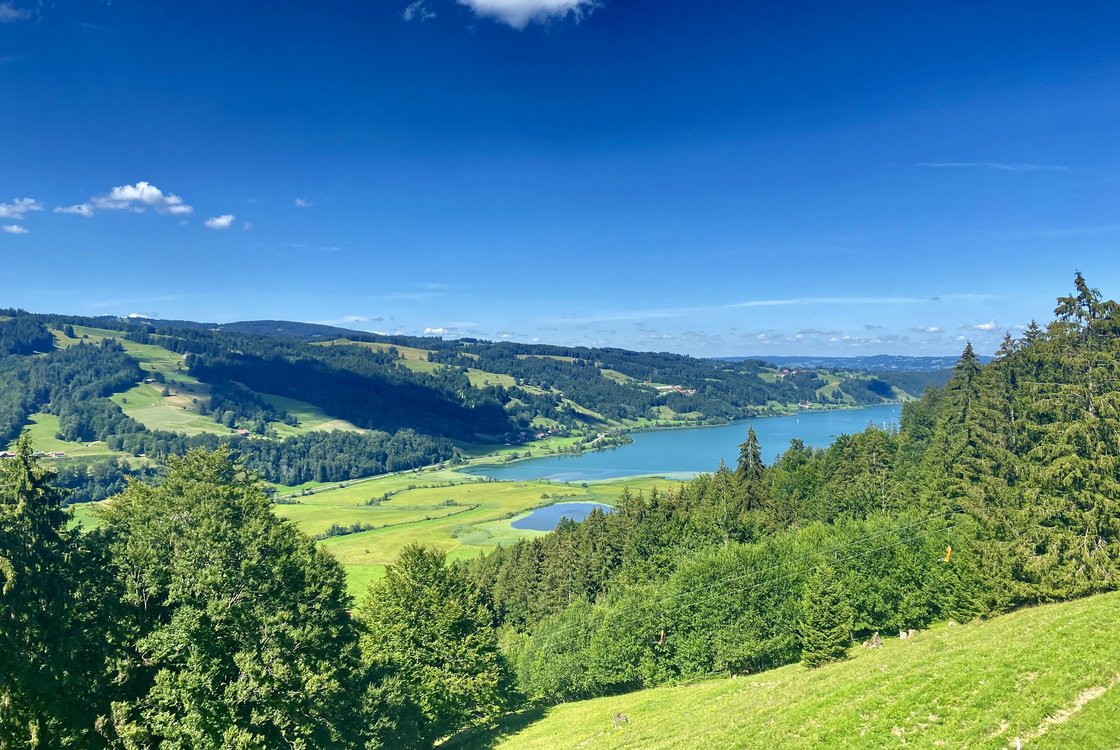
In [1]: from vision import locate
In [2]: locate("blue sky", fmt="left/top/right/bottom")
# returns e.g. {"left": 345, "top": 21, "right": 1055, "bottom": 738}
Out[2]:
{"left": 2, "top": 0, "right": 1119, "bottom": 356}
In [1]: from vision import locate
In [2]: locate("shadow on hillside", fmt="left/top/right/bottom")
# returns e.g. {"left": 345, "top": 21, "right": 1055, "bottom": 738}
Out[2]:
{"left": 438, "top": 707, "right": 548, "bottom": 750}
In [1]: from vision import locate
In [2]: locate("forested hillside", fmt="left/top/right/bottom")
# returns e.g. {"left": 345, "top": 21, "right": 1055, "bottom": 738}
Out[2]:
{"left": 460, "top": 272, "right": 1120, "bottom": 705}
{"left": 0, "top": 308, "right": 922, "bottom": 502}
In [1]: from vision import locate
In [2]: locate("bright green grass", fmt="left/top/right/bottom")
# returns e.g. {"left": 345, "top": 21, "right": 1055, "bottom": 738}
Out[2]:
{"left": 600, "top": 369, "right": 634, "bottom": 384}
{"left": 466, "top": 369, "right": 517, "bottom": 388}
{"left": 272, "top": 467, "right": 476, "bottom": 499}
{"left": 113, "top": 382, "right": 232, "bottom": 435}
{"left": 118, "top": 339, "right": 196, "bottom": 384}
{"left": 315, "top": 474, "right": 678, "bottom": 596}
{"left": 257, "top": 392, "right": 363, "bottom": 437}
{"left": 68, "top": 502, "right": 103, "bottom": 530}
{"left": 457, "top": 592, "right": 1120, "bottom": 750}
{"left": 273, "top": 502, "right": 468, "bottom": 537}
{"left": 9, "top": 413, "right": 119, "bottom": 458}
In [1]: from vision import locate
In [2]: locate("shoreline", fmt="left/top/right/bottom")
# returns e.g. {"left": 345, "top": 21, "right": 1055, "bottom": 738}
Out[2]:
{"left": 273, "top": 401, "right": 904, "bottom": 500}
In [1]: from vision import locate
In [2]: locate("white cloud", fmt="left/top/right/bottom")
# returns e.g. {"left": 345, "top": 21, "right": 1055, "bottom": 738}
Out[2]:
{"left": 964, "top": 321, "right": 998, "bottom": 331}
{"left": 403, "top": 0, "right": 436, "bottom": 21}
{"left": 548, "top": 293, "right": 998, "bottom": 326}
{"left": 0, "top": 2, "right": 32, "bottom": 22}
{"left": 2, "top": 224, "right": 29, "bottom": 234}
{"left": 91, "top": 181, "right": 194, "bottom": 215}
{"left": 242, "top": 221, "right": 253, "bottom": 231}
{"left": 0, "top": 197, "right": 43, "bottom": 219}
{"left": 424, "top": 327, "right": 449, "bottom": 335}
{"left": 456, "top": 0, "right": 598, "bottom": 28}
{"left": 917, "top": 161, "right": 1067, "bottom": 172}
{"left": 911, "top": 326, "right": 943, "bottom": 334}
{"left": 54, "top": 203, "right": 95, "bottom": 217}
{"left": 294, "top": 197, "right": 311, "bottom": 207}
{"left": 204, "top": 214, "right": 235, "bottom": 230}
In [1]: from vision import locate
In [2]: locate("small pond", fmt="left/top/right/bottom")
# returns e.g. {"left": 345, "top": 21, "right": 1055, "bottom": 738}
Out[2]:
{"left": 511, "top": 501, "right": 614, "bottom": 531}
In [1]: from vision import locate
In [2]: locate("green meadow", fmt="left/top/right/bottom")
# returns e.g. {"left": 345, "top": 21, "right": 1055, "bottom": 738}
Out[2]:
{"left": 452, "top": 591, "right": 1120, "bottom": 750}
{"left": 302, "top": 471, "right": 679, "bottom": 596}
{"left": 13, "top": 413, "right": 117, "bottom": 458}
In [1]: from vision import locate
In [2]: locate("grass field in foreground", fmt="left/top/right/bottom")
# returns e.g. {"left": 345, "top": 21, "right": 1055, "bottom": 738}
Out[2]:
{"left": 450, "top": 591, "right": 1120, "bottom": 750}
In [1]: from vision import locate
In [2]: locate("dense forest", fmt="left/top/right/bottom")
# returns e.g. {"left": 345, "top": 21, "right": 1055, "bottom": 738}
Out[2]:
{"left": 1, "top": 275, "right": 1118, "bottom": 748}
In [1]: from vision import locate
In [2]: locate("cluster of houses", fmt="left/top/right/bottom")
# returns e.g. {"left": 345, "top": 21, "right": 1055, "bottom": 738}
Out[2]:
{"left": 0, "top": 450, "right": 66, "bottom": 459}
{"left": 653, "top": 384, "right": 698, "bottom": 396}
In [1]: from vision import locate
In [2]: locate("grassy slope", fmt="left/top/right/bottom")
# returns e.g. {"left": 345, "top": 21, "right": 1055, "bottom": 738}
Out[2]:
{"left": 462, "top": 591, "right": 1120, "bottom": 750}
{"left": 12, "top": 413, "right": 117, "bottom": 458}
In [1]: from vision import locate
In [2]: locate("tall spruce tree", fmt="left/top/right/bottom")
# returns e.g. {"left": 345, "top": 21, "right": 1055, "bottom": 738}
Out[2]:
{"left": 798, "top": 564, "right": 853, "bottom": 668}
{"left": 0, "top": 435, "right": 114, "bottom": 749}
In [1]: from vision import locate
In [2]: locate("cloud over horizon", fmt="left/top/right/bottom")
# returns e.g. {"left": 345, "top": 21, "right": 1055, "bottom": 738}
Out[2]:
{"left": 456, "top": 0, "right": 598, "bottom": 28}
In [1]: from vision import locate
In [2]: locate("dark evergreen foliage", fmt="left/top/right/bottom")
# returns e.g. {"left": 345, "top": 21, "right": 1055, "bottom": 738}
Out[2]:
{"left": 799, "top": 564, "right": 853, "bottom": 668}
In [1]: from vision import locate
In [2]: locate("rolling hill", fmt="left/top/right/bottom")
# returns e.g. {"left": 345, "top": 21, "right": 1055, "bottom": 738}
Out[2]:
{"left": 448, "top": 591, "right": 1120, "bottom": 750}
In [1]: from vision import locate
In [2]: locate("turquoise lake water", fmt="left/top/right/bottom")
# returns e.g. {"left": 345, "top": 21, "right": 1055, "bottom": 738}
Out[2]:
{"left": 464, "top": 404, "right": 902, "bottom": 483}
{"left": 511, "top": 502, "right": 615, "bottom": 530}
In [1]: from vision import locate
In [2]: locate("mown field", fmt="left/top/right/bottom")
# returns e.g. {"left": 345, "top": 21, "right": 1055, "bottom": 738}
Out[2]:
{"left": 449, "top": 591, "right": 1120, "bottom": 750}
{"left": 297, "top": 471, "right": 678, "bottom": 595}
{"left": 68, "top": 457, "right": 682, "bottom": 597}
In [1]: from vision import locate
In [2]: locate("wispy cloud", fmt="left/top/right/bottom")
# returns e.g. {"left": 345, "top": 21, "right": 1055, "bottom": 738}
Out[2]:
{"left": 403, "top": 0, "right": 437, "bottom": 21}
{"left": 204, "top": 214, "right": 235, "bottom": 230}
{"left": 0, "top": 1, "right": 32, "bottom": 22}
{"left": 547, "top": 294, "right": 997, "bottom": 325}
{"left": 2, "top": 224, "right": 29, "bottom": 234}
{"left": 0, "top": 197, "right": 43, "bottom": 220}
{"left": 91, "top": 181, "right": 193, "bottom": 215}
{"left": 87, "top": 293, "right": 188, "bottom": 311}
{"left": 1007, "top": 224, "right": 1120, "bottom": 239}
{"left": 917, "top": 161, "right": 1067, "bottom": 172}
{"left": 54, "top": 203, "right": 95, "bottom": 217}
{"left": 911, "top": 326, "right": 943, "bottom": 334}
{"left": 456, "top": 0, "right": 598, "bottom": 29}
{"left": 962, "top": 321, "right": 998, "bottom": 332}
{"left": 310, "top": 315, "right": 386, "bottom": 326}
{"left": 423, "top": 320, "right": 476, "bottom": 336}
{"left": 294, "top": 197, "right": 312, "bottom": 208}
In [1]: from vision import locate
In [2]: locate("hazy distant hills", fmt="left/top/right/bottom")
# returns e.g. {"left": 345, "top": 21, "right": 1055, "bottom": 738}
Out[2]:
{"left": 725, "top": 354, "right": 991, "bottom": 371}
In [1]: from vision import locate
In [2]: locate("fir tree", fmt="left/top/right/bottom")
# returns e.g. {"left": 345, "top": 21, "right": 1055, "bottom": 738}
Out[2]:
{"left": 798, "top": 564, "right": 853, "bottom": 668}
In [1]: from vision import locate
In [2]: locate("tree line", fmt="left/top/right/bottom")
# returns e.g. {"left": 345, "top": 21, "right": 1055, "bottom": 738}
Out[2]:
{"left": 460, "top": 273, "right": 1120, "bottom": 704}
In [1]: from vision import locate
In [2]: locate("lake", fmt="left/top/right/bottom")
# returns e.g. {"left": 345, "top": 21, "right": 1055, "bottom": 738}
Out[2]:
{"left": 511, "top": 502, "right": 615, "bottom": 531}
{"left": 465, "top": 404, "right": 902, "bottom": 482}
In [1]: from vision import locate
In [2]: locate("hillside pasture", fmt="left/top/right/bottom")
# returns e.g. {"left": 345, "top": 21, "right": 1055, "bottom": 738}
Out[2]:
{"left": 453, "top": 591, "right": 1120, "bottom": 750}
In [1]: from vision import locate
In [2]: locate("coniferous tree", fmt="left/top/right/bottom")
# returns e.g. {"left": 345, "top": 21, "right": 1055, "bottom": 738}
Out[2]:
{"left": 798, "top": 564, "right": 853, "bottom": 668}
{"left": 357, "top": 545, "right": 512, "bottom": 750}
{"left": 0, "top": 435, "right": 115, "bottom": 749}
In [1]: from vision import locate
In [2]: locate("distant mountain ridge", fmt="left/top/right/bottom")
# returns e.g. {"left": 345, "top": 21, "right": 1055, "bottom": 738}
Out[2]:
{"left": 723, "top": 354, "right": 991, "bottom": 371}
